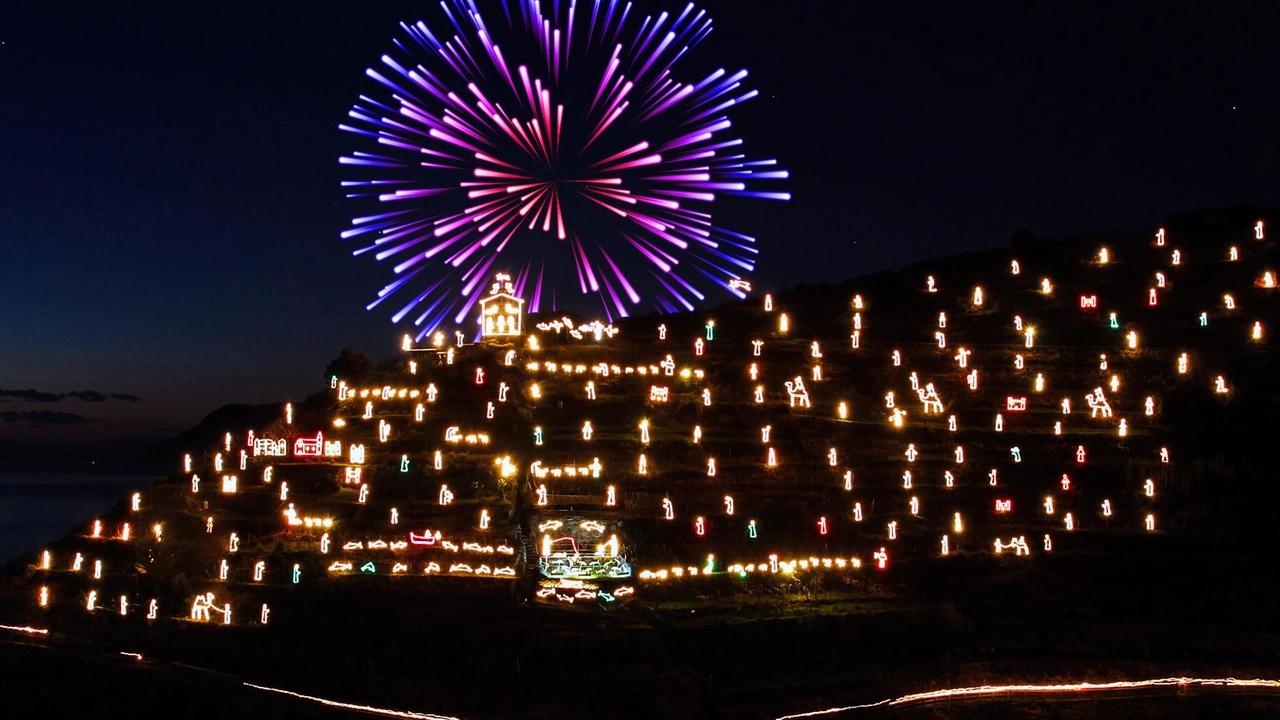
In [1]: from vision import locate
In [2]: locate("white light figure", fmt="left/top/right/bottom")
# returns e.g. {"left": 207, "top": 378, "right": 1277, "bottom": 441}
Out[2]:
{"left": 427, "top": 384, "right": 438, "bottom": 402}
{"left": 926, "top": 275, "right": 937, "bottom": 293}
{"left": 39, "top": 586, "right": 49, "bottom": 607}
{"left": 874, "top": 547, "right": 889, "bottom": 570}
{"left": 1118, "top": 418, "right": 1129, "bottom": 437}
{"left": 582, "top": 421, "right": 594, "bottom": 441}
{"left": 1034, "top": 373, "right": 1045, "bottom": 392}
{"left": 988, "top": 469, "right": 999, "bottom": 486}
{"left": 1126, "top": 331, "right": 1138, "bottom": 349}
{"left": 905, "top": 444, "right": 918, "bottom": 462}
{"left": 358, "top": 485, "right": 370, "bottom": 504}
{"left": 1172, "top": 249, "right": 1181, "bottom": 265}
{"left": 967, "top": 370, "right": 978, "bottom": 390}
{"left": 219, "top": 559, "right": 228, "bottom": 581}
{"left": 94, "top": 559, "right": 102, "bottom": 579}
{"left": 945, "top": 471, "right": 955, "bottom": 488}
{"left": 1254, "top": 321, "right": 1264, "bottom": 340}
{"left": 838, "top": 401, "right": 849, "bottom": 419}
{"left": 695, "top": 516, "right": 706, "bottom": 536}
{"left": 606, "top": 485, "right": 617, "bottom": 506}
{"left": 1230, "top": 246, "right": 1239, "bottom": 261}
{"left": 1054, "top": 420, "right": 1063, "bottom": 435}
{"left": 1156, "top": 227, "right": 1166, "bottom": 246}
{"left": 1102, "top": 499, "right": 1113, "bottom": 517}
{"left": 1215, "top": 376, "right": 1229, "bottom": 394}
{"left": 935, "top": 331, "right": 946, "bottom": 348}
{"left": 1041, "top": 278, "right": 1052, "bottom": 294}
{"left": 121, "top": 523, "right": 131, "bottom": 541}
{"left": 1086, "top": 388, "right": 1113, "bottom": 418}
{"left": 779, "top": 313, "right": 789, "bottom": 333}
{"left": 390, "top": 508, "right": 399, "bottom": 525}
{"left": 184, "top": 454, "right": 192, "bottom": 473}
{"left": 884, "top": 391, "right": 895, "bottom": 409}
{"left": 766, "top": 447, "right": 778, "bottom": 467}
{"left": 973, "top": 286, "right": 984, "bottom": 306}
{"left": 1044, "top": 496, "right": 1055, "bottom": 514}
{"left": 228, "top": 533, "right": 239, "bottom": 553}
{"left": 1257, "top": 220, "right": 1266, "bottom": 239}
{"left": 1149, "top": 288, "right": 1159, "bottom": 306}
{"left": 214, "top": 453, "right": 223, "bottom": 472}
{"left": 785, "top": 376, "right": 810, "bottom": 408}
{"left": 536, "top": 485, "right": 548, "bottom": 506}
{"left": 695, "top": 338, "right": 704, "bottom": 356}
{"left": 534, "top": 426, "right": 544, "bottom": 446}
{"left": 438, "top": 485, "right": 454, "bottom": 506}
{"left": 761, "top": 425, "right": 771, "bottom": 442}
{"left": 1061, "top": 474, "right": 1071, "bottom": 491}
{"left": 1014, "top": 315, "right": 1023, "bottom": 331}
{"left": 663, "top": 497, "right": 675, "bottom": 520}
{"left": 707, "top": 458, "right": 717, "bottom": 476}
{"left": 590, "top": 457, "right": 602, "bottom": 478}
{"left": 1010, "top": 447, "right": 1022, "bottom": 463}
{"left": 320, "top": 533, "right": 330, "bottom": 553}
{"left": 1156, "top": 271, "right": 1167, "bottom": 288}
{"left": 479, "top": 509, "right": 490, "bottom": 530}
{"left": 1144, "top": 479, "right": 1156, "bottom": 497}
{"left": 279, "top": 481, "right": 289, "bottom": 501}
{"left": 851, "top": 331, "right": 861, "bottom": 348}
{"left": 918, "top": 384, "right": 943, "bottom": 414}
{"left": 1225, "top": 294, "right": 1236, "bottom": 309}
{"left": 995, "top": 414, "right": 1003, "bottom": 432}
{"left": 286, "top": 403, "right": 293, "bottom": 424}
{"left": 379, "top": 419, "right": 390, "bottom": 442}
{"left": 902, "top": 470, "right": 912, "bottom": 488}
{"left": 206, "top": 517, "right": 214, "bottom": 533}
{"left": 72, "top": 553, "right": 83, "bottom": 571}
{"left": 854, "top": 503, "right": 863, "bottom": 522}
{"left": 1076, "top": 445, "right": 1088, "bottom": 464}
{"left": 1024, "top": 327, "right": 1035, "bottom": 348}
{"left": 253, "top": 561, "right": 265, "bottom": 582}
{"left": 887, "top": 521, "right": 898, "bottom": 540}
{"left": 844, "top": 470, "right": 853, "bottom": 490}
{"left": 1015, "top": 354, "right": 1025, "bottom": 369}
{"left": 636, "top": 453, "right": 648, "bottom": 474}
{"left": 891, "top": 408, "right": 907, "bottom": 427}
{"left": 892, "top": 349, "right": 902, "bottom": 366}
{"left": 948, "top": 415, "right": 957, "bottom": 432}
{"left": 91, "top": 519, "right": 102, "bottom": 538}
{"left": 693, "top": 425, "right": 703, "bottom": 444}
{"left": 910, "top": 496, "right": 920, "bottom": 516}
{"left": 1011, "top": 259, "right": 1020, "bottom": 275}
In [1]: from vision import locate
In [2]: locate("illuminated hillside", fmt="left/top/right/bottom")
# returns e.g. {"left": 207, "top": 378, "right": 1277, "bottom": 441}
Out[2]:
{"left": 3, "top": 209, "right": 1278, "bottom": 717}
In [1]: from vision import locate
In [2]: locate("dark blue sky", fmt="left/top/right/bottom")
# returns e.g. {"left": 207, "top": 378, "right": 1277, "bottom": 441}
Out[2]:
{"left": 2, "top": 0, "right": 1276, "bottom": 442}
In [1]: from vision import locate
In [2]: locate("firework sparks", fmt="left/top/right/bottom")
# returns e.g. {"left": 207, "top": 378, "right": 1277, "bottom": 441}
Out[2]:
{"left": 341, "top": 0, "right": 788, "bottom": 337}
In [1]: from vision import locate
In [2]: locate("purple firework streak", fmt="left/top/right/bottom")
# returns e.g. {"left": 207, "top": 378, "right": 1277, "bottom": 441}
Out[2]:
{"left": 340, "top": 0, "right": 789, "bottom": 338}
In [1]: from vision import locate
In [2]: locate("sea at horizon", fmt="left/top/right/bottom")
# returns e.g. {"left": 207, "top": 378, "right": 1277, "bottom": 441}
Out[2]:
{"left": 0, "top": 471, "right": 150, "bottom": 564}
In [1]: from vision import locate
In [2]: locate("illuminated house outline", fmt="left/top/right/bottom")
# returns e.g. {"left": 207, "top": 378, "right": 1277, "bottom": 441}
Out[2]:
{"left": 478, "top": 274, "right": 524, "bottom": 338}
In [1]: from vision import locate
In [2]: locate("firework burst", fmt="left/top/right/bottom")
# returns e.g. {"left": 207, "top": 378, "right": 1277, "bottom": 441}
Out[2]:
{"left": 341, "top": 0, "right": 789, "bottom": 337}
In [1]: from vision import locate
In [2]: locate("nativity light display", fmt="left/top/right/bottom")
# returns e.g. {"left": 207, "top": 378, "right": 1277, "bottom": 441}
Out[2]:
{"left": 11, "top": 211, "right": 1275, "bottom": 629}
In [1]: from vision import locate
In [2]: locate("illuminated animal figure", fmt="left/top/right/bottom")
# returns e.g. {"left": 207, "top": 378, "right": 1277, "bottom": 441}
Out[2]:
{"left": 190, "top": 592, "right": 218, "bottom": 622}
{"left": 784, "top": 376, "right": 810, "bottom": 408}
{"left": 917, "top": 383, "right": 943, "bottom": 414}
{"left": 1086, "top": 388, "right": 1112, "bottom": 418}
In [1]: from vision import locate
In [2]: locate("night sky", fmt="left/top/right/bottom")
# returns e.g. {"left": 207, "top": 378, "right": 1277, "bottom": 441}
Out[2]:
{"left": 2, "top": 0, "right": 1276, "bottom": 444}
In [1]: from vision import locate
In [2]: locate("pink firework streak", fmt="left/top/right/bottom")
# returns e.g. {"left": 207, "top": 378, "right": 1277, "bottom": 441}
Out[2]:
{"left": 340, "top": 0, "right": 788, "bottom": 338}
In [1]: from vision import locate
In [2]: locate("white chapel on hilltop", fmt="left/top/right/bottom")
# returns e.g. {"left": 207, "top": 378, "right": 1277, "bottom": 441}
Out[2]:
{"left": 479, "top": 273, "right": 524, "bottom": 338}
